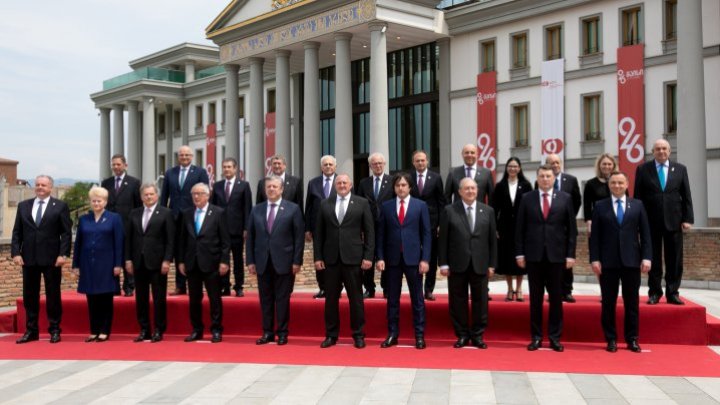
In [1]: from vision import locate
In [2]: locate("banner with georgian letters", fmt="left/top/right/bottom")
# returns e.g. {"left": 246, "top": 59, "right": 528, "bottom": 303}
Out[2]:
{"left": 617, "top": 44, "right": 645, "bottom": 195}
{"left": 540, "top": 59, "right": 565, "bottom": 162}
{"left": 206, "top": 123, "right": 217, "bottom": 187}
{"left": 264, "top": 113, "right": 276, "bottom": 176}
{"left": 476, "top": 72, "right": 497, "bottom": 178}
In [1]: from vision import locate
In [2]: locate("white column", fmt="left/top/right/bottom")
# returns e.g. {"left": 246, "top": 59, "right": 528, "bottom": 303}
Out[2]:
{"left": 225, "top": 64, "right": 240, "bottom": 160}
{"left": 275, "top": 50, "right": 292, "bottom": 168}
{"left": 181, "top": 100, "right": 189, "bottom": 146}
{"left": 99, "top": 108, "right": 111, "bottom": 180}
{"left": 303, "top": 41, "right": 321, "bottom": 182}
{"left": 334, "top": 33, "right": 354, "bottom": 178}
{"left": 677, "top": 0, "right": 707, "bottom": 226}
{"left": 112, "top": 104, "right": 124, "bottom": 156}
{"left": 185, "top": 62, "right": 196, "bottom": 82}
{"left": 248, "top": 57, "right": 265, "bottom": 190}
{"left": 127, "top": 101, "right": 140, "bottom": 177}
{"left": 437, "top": 38, "right": 452, "bottom": 178}
{"left": 142, "top": 97, "right": 156, "bottom": 183}
{"left": 165, "top": 104, "right": 173, "bottom": 173}
{"left": 369, "top": 23, "right": 389, "bottom": 163}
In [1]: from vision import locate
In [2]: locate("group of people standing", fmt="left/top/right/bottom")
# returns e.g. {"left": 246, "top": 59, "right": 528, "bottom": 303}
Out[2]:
{"left": 11, "top": 138, "right": 693, "bottom": 354}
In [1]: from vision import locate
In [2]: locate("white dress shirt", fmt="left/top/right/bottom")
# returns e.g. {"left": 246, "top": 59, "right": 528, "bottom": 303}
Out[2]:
{"left": 267, "top": 198, "right": 283, "bottom": 220}
{"left": 396, "top": 195, "right": 411, "bottom": 216}
{"left": 32, "top": 197, "right": 50, "bottom": 222}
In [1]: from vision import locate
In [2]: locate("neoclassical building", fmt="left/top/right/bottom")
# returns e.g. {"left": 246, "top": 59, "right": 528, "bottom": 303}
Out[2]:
{"left": 90, "top": 0, "right": 720, "bottom": 224}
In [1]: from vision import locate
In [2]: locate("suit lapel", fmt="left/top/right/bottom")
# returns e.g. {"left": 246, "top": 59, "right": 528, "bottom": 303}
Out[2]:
{"left": 198, "top": 207, "right": 213, "bottom": 236}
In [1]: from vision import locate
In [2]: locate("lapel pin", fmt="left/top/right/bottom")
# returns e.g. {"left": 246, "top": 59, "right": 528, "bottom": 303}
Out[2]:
{"left": 208, "top": 211, "right": 212, "bottom": 216}
{"left": 671, "top": 167, "right": 675, "bottom": 172}
{"left": 155, "top": 210, "right": 160, "bottom": 215}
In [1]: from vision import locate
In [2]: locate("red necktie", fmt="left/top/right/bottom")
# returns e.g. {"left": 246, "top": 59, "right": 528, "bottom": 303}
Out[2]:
{"left": 542, "top": 192, "right": 550, "bottom": 220}
{"left": 399, "top": 199, "right": 405, "bottom": 225}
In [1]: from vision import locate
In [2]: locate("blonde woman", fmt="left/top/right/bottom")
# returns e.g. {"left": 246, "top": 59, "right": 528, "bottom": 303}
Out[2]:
{"left": 583, "top": 153, "right": 618, "bottom": 235}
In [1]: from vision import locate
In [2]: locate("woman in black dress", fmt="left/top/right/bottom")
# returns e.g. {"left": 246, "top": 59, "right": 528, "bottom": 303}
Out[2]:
{"left": 492, "top": 157, "right": 532, "bottom": 301}
{"left": 583, "top": 153, "right": 617, "bottom": 235}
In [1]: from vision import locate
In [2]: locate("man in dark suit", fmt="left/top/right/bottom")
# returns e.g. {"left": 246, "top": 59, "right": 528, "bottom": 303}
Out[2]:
{"left": 211, "top": 157, "right": 252, "bottom": 297}
{"left": 445, "top": 143, "right": 494, "bottom": 205}
{"left": 410, "top": 150, "right": 445, "bottom": 301}
{"left": 177, "top": 183, "right": 231, "bottom": 343}
{"left": 633, "top": 138, "right": 694, "bottom": 305}
{"left": 256, "top": 154, "right": 303, "bottom": 211}
{"left": 304, "top": 155, "right": 338, "bottom": 299}
{"left": 314, "top": 174, "right": 374, "bottom": 349}
{"left": 160, "top": 145, "right": 209, "bottom": 295}
{"left": 11, "top": 175, "right": 72, "bottom": 344}
{"left": 356, "top": 152, "right": 395, "bottom": 298}
{"left": 247, "top": 176, "right": 305, "bottom": 346}
{"left": 439, "top": 177, "right": 497, "bottom": 349}
{"left": 590, "top": 171, "right": 652, "bottom": 353}
{"left": 545, "top": 153, "right": 582, "bottom": 303}
{"left": 125, "top": 183, "right": 175, "bottom": 342}
{"left": 516, "top": 164, "right": 577, "bottom": 352}
{"left": 376, "top": 173, "right": 432, "bottom": 350}
{"left": 101, "top": 154, "right": 142, "bottom": 297}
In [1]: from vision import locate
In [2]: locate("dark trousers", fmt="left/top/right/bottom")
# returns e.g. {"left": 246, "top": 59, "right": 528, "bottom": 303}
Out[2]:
{"left": 86, "top": 293, "right": 114, "bottom": 335}
{"left": 187, "top": 267, "right": 223, "bottom": 333}
{"left": 448, "top": 264, "right": 488, "bottom": 339}
{"left": 562, "top": 267, "right": 574, "bottom": 295}
{"left": 174, "top": 216, "right": 187, "bottom": 292}
{"left": 324, "top": 263, "right": 365, "bottom": 338}
{"left": 134, "top": 261, "right": 168, "bottom": 333}
{"left": 362, "top": 259, "right": 388, "bottom": 293}
{"left": 257, "top": 259, "right": 293, "bottom": 337}
{"left": 599, "top": 266, "right": 640, "bottom": 343}
{"left": 122, "top": 270, "right": 135, "bottom": 294}
{"left": 222, "top": 236, "right": 245, "bottom": 293}
{"left": 22, "top": 265, "right": 62, "bottom": 334}
{"left": 386, "top": 259, "right": 426, "bottom": 337}
{"left": 423, "top": 233, "right": 439, "bottom": 294}
{"left": 315, "top": 269, "right": 326, "bottom": 291}
{"left": 649, "top": 227, "right": 684, "bottom": 298}
{"left": 527, "top": 257, "right": 564, "bottom": 341}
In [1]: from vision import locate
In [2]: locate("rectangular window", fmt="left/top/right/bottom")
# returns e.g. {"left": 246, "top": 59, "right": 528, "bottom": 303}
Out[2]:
{"left": 238, "top": 96, "right": 245, "bottom": 119}
{"left": 353, "top": 58, "right": 370, "bottom": 104}
{"left": 664, "top": 0, "right": 677, "bottom": 40}
{"left": 221, "top": 100, "right": 226, "bottom": 124}
{"left": 665, "top": 82, "right": 677, "bottom": 134}
{"left": 320, "top": 66, "right": 336, "bottom": 111}
{"left": 512, "top": 32, "right": 528, "bottom": 68}
{"left": 195, "top": 149, "right": 204, "bottom": 167}
{"left": 582, "top": 16, "right": 601, "bottom": 55}
{"left": 320, "top": 118, "right": 335, "bottom": 155}
{"left": 512, "top": 104, "right": 529, "bottom": 147}
{"left": 195, "top": 105, "right": 203, "bottom": 129}
{"left": 622, "top": 6, "right": 643, "bottom": 46}
{"left": 173, "top": 110, "right": 181, "bottom": 132}
{"left": 480, "top": 40, "right": 496, "bottom": 72}
{"left": 388, "top": 44, "right": 437, "bottom": 99}
{"left": 158, "top": 113, "right": 166, "bottom": 135}
{"left": 209, "top": 102, "right": 216, "bottom": 124}
{"left": 583, "top": 94, "right": 602, "bottom": 141}
{"left": 158, "top": 154, "right": 166, "bottom": 176}
{"left": 545, "top": 24, "right": 563, "bottom": 60}
{"left": 267, "top": 89, "right": 276, "bottom": 113}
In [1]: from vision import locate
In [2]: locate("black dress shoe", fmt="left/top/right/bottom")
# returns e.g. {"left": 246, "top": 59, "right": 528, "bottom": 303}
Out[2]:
{"left": 84, "top": 335, "right": 98, "bottom": 343}
{"left": 151, "top": 331, "right": 163, "bottom": 343}
{"left": 453, "top": 337, "right": 469, "bottom": 348}
{"left": 380, "top": 336, "right": 398, "bottom": 348}
{"left": 647, "top": 295, "right": 660, "bottom": 305}
{"left": 235, "top": 290, "right": 245, "bottom": 297}
{"left": 383, "top": 291, "right": 388, "bottom": 299}
{"left": 628, "top": 340, "right": 642, "bottom": 353}
{"left": 124, "top": 291, "right": 134, "bottom": 297}
{"left": 16, "top": 331, "right": 39, "bottom": 344}
{"left": 134, "top": 331, "right": 151, "bottom": 342}
{"left": 606, "top": 340, "right": 618, "bottom": 353}
{"left": 667, "top": 295, "right": 685, "bottom": 305}
{"left": 96, "top": 334, "right": 109, "bottom": 342}
{"left": 221, "top": 289, "right": 231, "bottom": 297}
{"left": 563, "top": 294, "right": 576, "bottom": 303}
{"left": 49, "top": 332, "right": 61, "bottom": 344}
{"left": 363, "top": 290, "right": 375, "bottom": 299}
{"left": 424, "top": 292, "right": 436, "bottom": 301}
{"left": 527, "top": 339, "right": 542, "bottom": 351}
{"left": 211, "top": 331, "right": 222, "bottom": 343}
{"left": 353, "top": 337, "right": 366, "bottom": 349}
{"left": 277, "top": 336, "right": 288, "bottom": 345}
{"left": 415, "top": 336, "right": 426, "bottom": 350}
{"left": 549, "top": 339, "right": 564, "bottom": 352}
{"left": 320, "top": 337, "right": 337, "bottom": 348}
{"left": 184, "top": 331, "right": 203, "bottom": 342}
{"left": 471, "top": 337, "right": 488, "bottom": 349}
{"left": 170, "top": 288, "right": 186, "bottom": 296}
{"left": 256, "top": 334, "right": 275, "bottom": 345}
{"left": 313, "top": 290, "right": 326, "bottom": 299}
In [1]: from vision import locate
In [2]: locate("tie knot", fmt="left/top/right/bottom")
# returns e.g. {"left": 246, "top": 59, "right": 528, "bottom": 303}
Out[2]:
{"left": 270, "top": 203, "right": 277, "bottom": 208}
{"left": 542, "top": 192, "right": 548, "bottom": 198}
{"left": 339, "top": 197, "right": 345, "bottom": 201}
{"left": 38, "top": 200, "right": 44, "bottom": 205}
{"left": 400, "top": 199, "right": 404, "bottom": 205}
{"left": 146, "top": 207, "right": 152, "bottom": 212}
{"left": 418, "top": 173, "right": 423, "bottom": 178}
{"left": 196, "top": 209, "right": 203, "bottom": 214}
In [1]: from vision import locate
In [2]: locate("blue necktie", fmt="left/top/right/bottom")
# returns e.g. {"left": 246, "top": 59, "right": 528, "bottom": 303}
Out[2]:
{"left": 657, "top": 164, "right": 666, "bottom": 191}
{"left": 35, "top": 200, "right": 44, "bottom": 225}
{"left": 194, "top": 209, "right": 203, "bottom": 234}
{"left": 555, "top": 177, "right": 560, "bottom": 191}
{"left": 180, "top": 168, "right": 187, "bottom": 189}
{"left": 324, "top": 177, "right": 331, "bottom": 199}
{"left": 374, "top": 177, "right": 380, "bottom": 199}
{"left": 616, "top": 199, "right": 624, "bottom": 225}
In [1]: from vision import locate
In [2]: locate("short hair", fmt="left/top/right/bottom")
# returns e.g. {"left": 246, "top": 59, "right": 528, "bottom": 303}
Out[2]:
{"left": 140, "top": 183, "right": 159, "bottom": 194}
{"left": 222, "top": 157, "right": 238, "bottom": 167}
{"left": 270, "top": 154, "right": 287, "bottom": 165}
{"left": 265, "top": 175, "right": 284, "bottom": 188}
{"left": 35, "top": 175, "right": 54, "bottom": 187}
{"left": 111, "top": 154, "right": 127, "bottom": 164}
{"left": 609, "top": 171, "right": 629, "bottom": 181}
{"left": 88, "top": 185, "right": 109, "bottom": 200}
{"left": 320, "top": 155, "right": 336, "bottom": 166}
{"left": 368, "top": 152, "right": 386, "bottom": 164}
{"left": 411, "top": 150, "right": 428, "bottom": 161}
{"left": 537, "top": 164, "right": 554, "bottom": 174}
{"left": 178, "top": 145, "right": 193, "bottom": 154}
{"left": 335, "top": 173, "right": 352, "bottom": 185}
{"left": 594, "top": 153, "right": 617, "bottom": 178}
{"left": 546, "top": 154, "right": 562, "bottom": 164}
{"left": 392, "top": 172, "right": 413, "bottom": 188}
{"left": 459, "top": 177, "right": 478, "bottom": 189}
{"left": 191, "top": 183, "right": 210, "bottom": 194}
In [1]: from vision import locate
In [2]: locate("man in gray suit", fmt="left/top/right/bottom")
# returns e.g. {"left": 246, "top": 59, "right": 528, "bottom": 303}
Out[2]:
{"left": 439, "top": 177, "right": 497, "bottom": 349}
{"left": 445, "top": 143, "right": 494, "bottom": 205}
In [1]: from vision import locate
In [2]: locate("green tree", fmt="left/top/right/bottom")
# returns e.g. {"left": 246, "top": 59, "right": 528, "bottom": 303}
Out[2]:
{"left": 62, "top": 182, "right": 93, "bottom": 223}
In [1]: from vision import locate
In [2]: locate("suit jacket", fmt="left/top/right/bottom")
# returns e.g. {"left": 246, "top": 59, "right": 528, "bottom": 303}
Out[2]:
{"left": 438, "top": 200, "right": 497, "bottom": 274}
{"left": 313, "top": 194, "right": 375, "bottom": 266}
{"left": 445, "top": 165, "right": 494, "bottom": 205}
{"left": 589, "top": 197, "right": 652, "bottom": 269}
{"left": 410, "top": 170, "right": 445, "bottom": 229}
{"left": 160, "top": 165, "right": 210, "bottom": 219}
{"left": 178, "top": 204, "right": 231, "bottom": 273}
{"left": 535, "top": 172, "right": 582, "bottom": 216}
{"left": 256, "top": 174, "right": 304, "bottom": 211}
{"left": 72, "top": 211, "right": 124, "bottom": 294}
{"left": 101, "top": 173, "right": 142, "bottom": 226}
{"left": 515, "top": 189, "right": 578, "bottom": 263}
{"left": 11, "top": 197, "right": 72, "bottom": 266}
{"left": 125, "top": 205, "right": 175, "bottom": 271}
{"left": 304, "top": 174, "right": 337, "bottom": 234}
{"left": 211, "top": 178, "right": 252, "bottom": 237}
{"left": 246, "top": 200, "right": 305, "bottom": 275}
{"left": 633, "top": 160, "right": 694, "bottom": 231}
{"left": 376, "top": 197, "right": 432, "bottom": 266}
{"left": 356, "top": 173, "right": 395, "bottom": 219}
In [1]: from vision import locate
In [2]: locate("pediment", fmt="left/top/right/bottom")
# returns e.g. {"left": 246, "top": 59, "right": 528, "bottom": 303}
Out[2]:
{"left": 207, "top": 0, "right": 313, "bottom": 37}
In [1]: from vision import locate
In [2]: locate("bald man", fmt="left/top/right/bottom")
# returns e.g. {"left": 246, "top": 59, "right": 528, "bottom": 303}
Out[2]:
{"left": 445, "top": 144, "right": 494, "bottom": 206}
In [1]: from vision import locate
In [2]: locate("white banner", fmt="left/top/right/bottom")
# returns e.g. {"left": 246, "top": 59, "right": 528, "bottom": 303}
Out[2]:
{"left": 540, "top": 59, "right": 565, "bottom": 162}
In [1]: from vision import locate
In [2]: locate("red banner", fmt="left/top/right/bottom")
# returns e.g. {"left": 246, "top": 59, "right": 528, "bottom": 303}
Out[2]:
{"left": 206, "top": 123, "right": 217, "bottom": 188}
{"left": 617, "top": 44, "right": 645, "bottom": 195}
{"left": 476, "top": 72, "right": 497, "bottom": 179}
{"left": 264, "top": 112, "right": 276, "bottom": 176}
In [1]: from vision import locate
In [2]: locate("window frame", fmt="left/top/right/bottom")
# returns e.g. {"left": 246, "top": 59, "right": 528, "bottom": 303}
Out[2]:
{"left": 511, "top": 103, "right": 530, "bottom": 148}
{"left": 479, "top": 38, "right": 497, "bottom": 73}
{"left": 620, "top": 4, "right": 644, "bottom": 47}
{"left": 544, "top": 23, "right": 564, "bottom": 61}
{"left": 581, "top": 92, "right": 603, "bottom": 142}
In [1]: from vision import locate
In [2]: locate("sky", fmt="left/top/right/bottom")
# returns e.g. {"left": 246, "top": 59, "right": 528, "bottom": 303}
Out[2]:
{"left": 0, "top": 0, "right": 229, "bottom": 182}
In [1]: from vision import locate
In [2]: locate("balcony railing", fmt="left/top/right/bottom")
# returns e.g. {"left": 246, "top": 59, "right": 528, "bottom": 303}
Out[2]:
{"left": 103, "top": 67, "right": 185, "bottom": 90}
{"left": 196, "top": 66, "right": 225, "bottom": 80}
